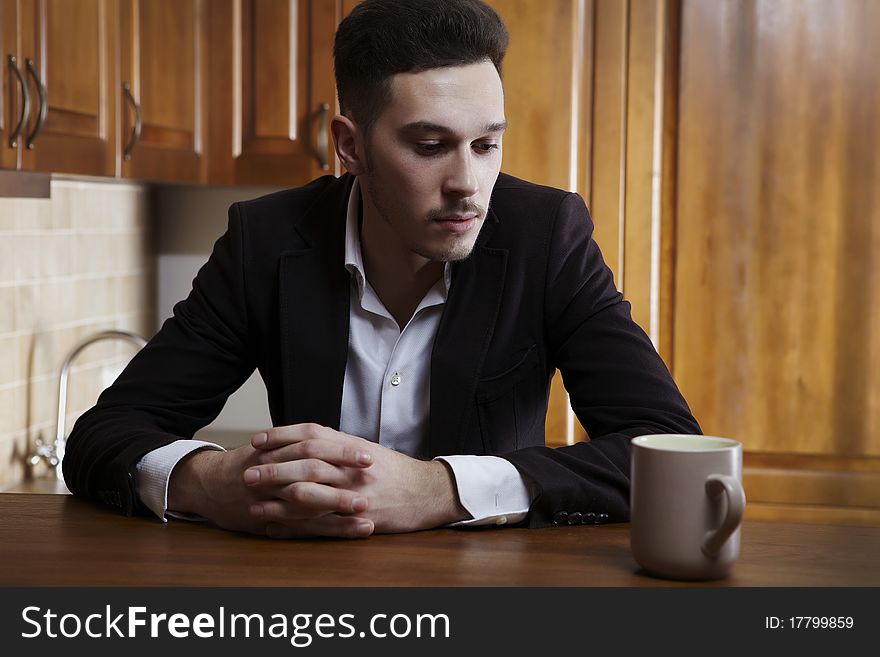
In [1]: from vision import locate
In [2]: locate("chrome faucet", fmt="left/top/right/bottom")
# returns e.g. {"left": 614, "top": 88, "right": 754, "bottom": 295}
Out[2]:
{"left": 30, "top": 329, "right": 148, "bottom": 480}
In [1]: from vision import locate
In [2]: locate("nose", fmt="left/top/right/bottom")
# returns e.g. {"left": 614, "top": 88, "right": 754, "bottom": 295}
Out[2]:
{"left": 442, "top": 149, "right": 479, "bottom": 199}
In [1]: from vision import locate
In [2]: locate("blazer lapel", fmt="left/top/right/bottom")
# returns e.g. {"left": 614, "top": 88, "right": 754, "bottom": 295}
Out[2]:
{"left": 278, "top": 177, "right": 353, "bottom": 429}
{"left": 429, "top": 214, "right": 508, "bottom": 455}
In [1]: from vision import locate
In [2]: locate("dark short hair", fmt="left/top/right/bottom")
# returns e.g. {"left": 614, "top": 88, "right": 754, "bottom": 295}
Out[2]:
{"left": 334, "top": 0, "right": 508, "bottom": 135}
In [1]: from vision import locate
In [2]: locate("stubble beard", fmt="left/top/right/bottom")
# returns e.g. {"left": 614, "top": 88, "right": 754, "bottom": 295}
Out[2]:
{"left": 367, "top": 176, "right": 486, "bottom": 263}
{"left": 380, "top": 196, "right": 483, "bottom": 263}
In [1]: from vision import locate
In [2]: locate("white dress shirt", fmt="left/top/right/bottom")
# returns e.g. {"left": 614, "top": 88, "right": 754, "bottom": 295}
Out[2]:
{"left": 136, "top": 179, "right": 534, "bottom": 527}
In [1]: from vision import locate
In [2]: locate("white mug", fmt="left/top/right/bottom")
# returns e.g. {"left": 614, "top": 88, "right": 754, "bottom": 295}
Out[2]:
{"left": 630, "top": 434, "right": 746, "bottom": 580}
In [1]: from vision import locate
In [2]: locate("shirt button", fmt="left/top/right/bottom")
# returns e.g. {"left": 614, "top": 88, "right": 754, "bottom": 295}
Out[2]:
{"left": 390, "top": 372, "right": 401, "bottom": 386}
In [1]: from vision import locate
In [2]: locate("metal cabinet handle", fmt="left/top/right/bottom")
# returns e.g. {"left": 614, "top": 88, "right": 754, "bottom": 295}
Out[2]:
{"left": 317, "top": 102, "right": 330, "bottom": 170}
{"left": 122, "top": 82, "right": 142, "bottom": 160}
{"left": 7, "top": 55, "right": 30, "bottom": 148}
{"left": 25, "top": 58, "right": 47, "bottom": 149}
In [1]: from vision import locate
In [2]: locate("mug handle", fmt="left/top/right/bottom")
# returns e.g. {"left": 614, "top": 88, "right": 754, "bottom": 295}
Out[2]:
{"left": 701, "top": 474, "right": 746, "bottom": 557}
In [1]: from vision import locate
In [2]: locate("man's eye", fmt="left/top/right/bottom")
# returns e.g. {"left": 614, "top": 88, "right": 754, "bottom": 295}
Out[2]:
{"left": 416, "top": 143, "right": 444, "bottom": 154}
{"left": 475, "top": 143, "right": 499, "bottom": 153}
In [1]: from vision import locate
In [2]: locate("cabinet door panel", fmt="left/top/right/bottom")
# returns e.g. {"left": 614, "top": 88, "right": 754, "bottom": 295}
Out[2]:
{"left": 672, "top": 0, "right": 880, "bottom": 522}
{"left": 20, "top": 0, "right": 117, "bottom": 176}
{"left": 209, "top": 0, "right": 336, "bottom": 185}
{"left": 1, "top": 0, "right": 22, "bottom": 169}
{"left": 139, "top": 4, "right": 195, "bottom": 134}
{"left": 120, "top": 0, "right": 206, "bottom": 183}
{"left": 250, "top": 0, "right": 295, "bottom": 143}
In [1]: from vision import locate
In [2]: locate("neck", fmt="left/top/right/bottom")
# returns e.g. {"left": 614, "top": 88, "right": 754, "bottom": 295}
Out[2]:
{"left": 358, "top": 194, "right": 444, "bottom": 329}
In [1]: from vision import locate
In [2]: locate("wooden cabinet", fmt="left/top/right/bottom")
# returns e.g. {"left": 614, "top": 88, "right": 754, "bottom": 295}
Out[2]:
{"left": 1, "top": 0, "right": 21, "bottom": 170}
{"left": 208, "top": 0, "right": 338, "bottom": 186}
{"left": 3, "top": 0, "right": 117, "bottom": 177}
{"left": 2, "top": 0, "right": 209, "bottom": 183}
{"left": 559, "top": 0, "right": 880, "bottom": 525}
{"left": 671, "top": 0, "right": 880, "bottom": 526}
{"left": 3, "top": 0, "right": 337, "bottom": 185}
{"left": 119, "top": 0, "right": 208, "bottom": 183}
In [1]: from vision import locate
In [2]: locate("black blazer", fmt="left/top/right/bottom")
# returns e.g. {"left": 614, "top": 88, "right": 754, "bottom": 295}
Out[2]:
{"left": 63, "top": 172, "right": 700, "bottom": 527}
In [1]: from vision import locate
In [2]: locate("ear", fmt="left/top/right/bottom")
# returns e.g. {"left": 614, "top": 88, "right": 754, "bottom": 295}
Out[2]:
{"left": 331, "top": 115, "right": 366, "bottom": 175}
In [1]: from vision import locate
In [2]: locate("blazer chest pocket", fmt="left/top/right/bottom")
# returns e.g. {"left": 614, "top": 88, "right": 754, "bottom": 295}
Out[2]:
{"left": 475, "top": 345, "right": 541, "bottom": 453}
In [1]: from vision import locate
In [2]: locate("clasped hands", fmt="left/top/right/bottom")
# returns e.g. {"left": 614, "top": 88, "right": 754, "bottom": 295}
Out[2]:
{"left": 167, "top": 423, "right": 468, "bottom": 539}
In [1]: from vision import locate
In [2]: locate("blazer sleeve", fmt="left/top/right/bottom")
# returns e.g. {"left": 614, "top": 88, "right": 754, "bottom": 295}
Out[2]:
{"left": 62, "top": 203, "right": 256, "bottom": 515}
{"left": 504, "top": 192, "right": 701, "bottom": 528}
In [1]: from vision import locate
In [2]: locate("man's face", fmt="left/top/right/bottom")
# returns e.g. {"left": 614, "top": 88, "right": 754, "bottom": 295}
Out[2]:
{"left": 358, "top": 60, "right": 506, "bottom": 263}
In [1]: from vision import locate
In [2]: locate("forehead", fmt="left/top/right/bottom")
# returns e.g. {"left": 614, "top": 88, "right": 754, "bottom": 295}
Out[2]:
{"left": 381, "top": 60, "right": 505, "bottom": 134}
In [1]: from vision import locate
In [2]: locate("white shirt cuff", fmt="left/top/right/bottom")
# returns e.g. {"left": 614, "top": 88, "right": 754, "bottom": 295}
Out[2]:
{"left": 135, "top": 440, "right": 225, "bottom": 521}
{"left": 435, "top": 455, "right": 536, "bottom": 527}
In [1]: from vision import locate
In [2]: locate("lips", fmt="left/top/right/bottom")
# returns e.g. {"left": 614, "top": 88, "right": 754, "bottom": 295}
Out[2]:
{"left": 435, "top": 214, "right": 478, "bottom": 234}
{"left": 437, "top": 214, "right": 477, "bottom": 233}
{"left": 438, "top": 213, "right": 478, "bottom": 222}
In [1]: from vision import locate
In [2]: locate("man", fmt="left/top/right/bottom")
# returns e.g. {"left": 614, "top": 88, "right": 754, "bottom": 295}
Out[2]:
{"left": 63, "top": 0, "right": 699, "bottom": 538}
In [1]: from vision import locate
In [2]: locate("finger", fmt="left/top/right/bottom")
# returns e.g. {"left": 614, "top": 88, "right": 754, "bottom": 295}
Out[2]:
{"left": 251, "top": 481, "right": 369, "bottom": 516}
{"left": 255, "top": 438, "right": 373, "bottom": 469}
{"left": 251, "top": 423, "right": 373, "bottom": 467}
{"left": 251, "top": 423, "right": 333, "bottom": 449}
{"left": 264, "top": 516, "right": 374, "bottom": 540}
{"left": 243, "top": 458, "right": 353, "bottom": 487}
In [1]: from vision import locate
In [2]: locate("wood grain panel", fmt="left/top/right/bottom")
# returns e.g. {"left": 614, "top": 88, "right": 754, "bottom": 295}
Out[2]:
{"left": 745, "top": 467, "right": 880, "bottom": 508}
{"left": 138, "top": 124, "right": 192, "bottom": 150}
{"left": 42, "top": 109, "right": 98, "bottom": 135}
{"left": 19, "top": 0, "right": 116, "bottom": 176}
{"left": 674, "top": 0, "right": 880, "bottom": 456}
{"left": 4, "top": 494, "right": 879, "bottom": 586}
{"left": 589, "top": 0, "right": 628, "bottom": 282}
{"left": 656, "top": 0, "right": 681, "bottom": 365}
{"left": 485, "top": 0, "right": 576, "bottom": 189}
{"left": 576, "top": 0, "right": 595, "bottom": 205}
{"left": 253, "top": 0, "right": 293, "bottom": 139}
{"left": 121, "top": 0, "right": 206, "bottom": 182}
{"left": 138, "top": 0, "right": 195, "bottom": 132}
{"left": 209, "top": 0, "right": 334, "bottom": 186}
{"left": 239, "top": 0, "right": 299, "bottom": 150}
{"left": 673, "top": 0, "right": 880, "bottom": 518}
{"left": 744, "top": 503, "right": 880, "bottom": 528}
{"left": 589, "top": 0, "right": 680, "bottom": 358}
{"left": 1, "top": 0, "right": 22, "bottom": 169}
{"left": 622, "top": 0, "right": 657, "bottom": 336}
{"left": 44, "top": 0, "right": 99, "bottom": 118}
{"left": 620, "top": 0, "right": 682, "bottom": 363}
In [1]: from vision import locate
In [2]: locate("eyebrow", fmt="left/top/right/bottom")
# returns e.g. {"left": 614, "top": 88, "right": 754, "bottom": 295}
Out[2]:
{"left": 401, "top": 120, "right": 508, "bottom": 135}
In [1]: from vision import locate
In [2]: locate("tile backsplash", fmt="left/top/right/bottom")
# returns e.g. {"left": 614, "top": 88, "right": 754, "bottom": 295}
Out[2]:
{"left": 0, "top": 178, "right": 155, "bottom": 490}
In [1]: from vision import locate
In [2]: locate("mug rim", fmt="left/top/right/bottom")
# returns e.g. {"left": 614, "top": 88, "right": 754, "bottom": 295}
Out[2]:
{"left": 631, "top": 434, "right": 741, "bottom": 452}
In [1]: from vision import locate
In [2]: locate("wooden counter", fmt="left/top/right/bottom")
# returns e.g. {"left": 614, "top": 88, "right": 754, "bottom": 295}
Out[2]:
{"left": 1, "top": 494, "right": 877, "bottom": 586}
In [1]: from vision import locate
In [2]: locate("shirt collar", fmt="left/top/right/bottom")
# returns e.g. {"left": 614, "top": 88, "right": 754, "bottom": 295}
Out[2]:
{"left": 343, "top": 177, "right": 368, "bottom": 300}
{"left": 343, "top": 177, "right": 452, "bottom": 303}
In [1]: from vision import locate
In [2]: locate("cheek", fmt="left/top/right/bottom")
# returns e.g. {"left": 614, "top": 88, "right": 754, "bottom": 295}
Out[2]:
{"left": 377, "top": 152, "right": 433, "bottom": 194}
{"left": 477, "top": 161, "right": 501, "bottom": 203}
{"left": 396, "top": 168, "right": 445, "bottom": 212}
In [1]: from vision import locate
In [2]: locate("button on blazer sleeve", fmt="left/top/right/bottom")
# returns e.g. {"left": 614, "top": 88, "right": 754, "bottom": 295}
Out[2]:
{"left": 504, "top": 192, "right": 701, "bottom": 528}
{"left": 62, "top": 202, "right": 256, "bottom": 515}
